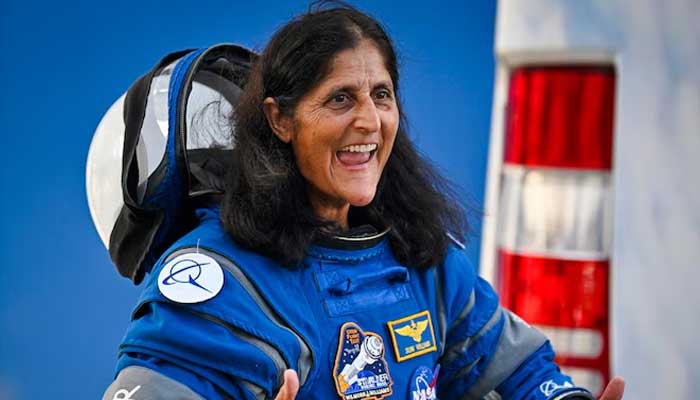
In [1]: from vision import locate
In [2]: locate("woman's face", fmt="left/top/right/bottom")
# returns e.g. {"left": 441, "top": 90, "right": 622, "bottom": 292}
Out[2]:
{"left": 273, "top": 40, "right": 399, "bottom": 226}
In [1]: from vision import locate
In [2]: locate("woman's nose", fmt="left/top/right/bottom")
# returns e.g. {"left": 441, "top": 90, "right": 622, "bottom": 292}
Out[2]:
{"left": 352, "top": 97, "right": 381, "bottom": 133}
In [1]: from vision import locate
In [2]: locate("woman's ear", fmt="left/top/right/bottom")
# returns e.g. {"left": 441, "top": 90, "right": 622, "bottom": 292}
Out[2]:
{"left": 263, "top": 97, "right": 293, "bottom": 143}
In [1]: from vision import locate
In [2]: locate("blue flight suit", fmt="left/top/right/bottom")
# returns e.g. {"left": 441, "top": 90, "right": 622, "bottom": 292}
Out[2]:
{"left": 103, "top": 207, "right": 595, "bottom": 400}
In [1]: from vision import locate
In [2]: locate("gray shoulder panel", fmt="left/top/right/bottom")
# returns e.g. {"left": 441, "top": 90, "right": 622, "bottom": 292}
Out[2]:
{"left": 448, "top": 290, "right": 476, "bottom": 336}
{"left": 102, "top": 366, "right": 205, "bottom": 400}
{"left": 482, "top": 390, "right": 502, "bottom": 400}
{"left": 466, "top": 310, "right": 547, "bottom": 399}
{"left": 443, "top": 305, "right": 503, "bottom": 367}
{"left": 432, "top": 267, "right": 448, "bottom": 356}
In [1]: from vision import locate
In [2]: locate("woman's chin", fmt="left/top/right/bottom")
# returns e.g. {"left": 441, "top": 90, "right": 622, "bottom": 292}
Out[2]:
{"left": 345, "top": 189, "right": 377, "bottom": 207}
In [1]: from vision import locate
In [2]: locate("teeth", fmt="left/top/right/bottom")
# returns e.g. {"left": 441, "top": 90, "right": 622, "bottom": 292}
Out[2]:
{"left": 340, "top": 143, "right": 378, "bottom": 153}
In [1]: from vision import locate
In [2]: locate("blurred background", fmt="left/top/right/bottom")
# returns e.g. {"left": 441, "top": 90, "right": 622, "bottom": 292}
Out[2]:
{"left": 2, "top": 0, "right": 699, "bottom": 399}
{"left": 0, "top": 1, "right": 494, "bottom": 398}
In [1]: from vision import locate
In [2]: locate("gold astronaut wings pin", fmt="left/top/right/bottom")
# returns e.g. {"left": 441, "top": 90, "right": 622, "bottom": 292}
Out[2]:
{"left": 395, "top": 319, "right": 429, "bottom": 342}
{"left": 386, "top": 310, "right": 437, "bottom": 362}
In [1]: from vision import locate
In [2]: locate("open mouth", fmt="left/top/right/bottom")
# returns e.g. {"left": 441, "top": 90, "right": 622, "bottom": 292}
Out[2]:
{"left": 336, "top": 143, "right": 378, "bottom": 166}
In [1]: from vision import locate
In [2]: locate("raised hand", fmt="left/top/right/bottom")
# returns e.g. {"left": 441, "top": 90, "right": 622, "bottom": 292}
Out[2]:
{"left": 273, "top": 370, "right": 299, "bottom": 400}
{"left": 598, "top": 376, "right": 625, "bottom": 400}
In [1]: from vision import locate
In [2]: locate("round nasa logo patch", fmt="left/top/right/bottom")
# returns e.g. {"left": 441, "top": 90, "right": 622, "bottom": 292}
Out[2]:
{"left": 409, "top": 365, "right": 439, "bottom": 400}
{"left": 157, "top": 253, "right": 224, "bottom": 304}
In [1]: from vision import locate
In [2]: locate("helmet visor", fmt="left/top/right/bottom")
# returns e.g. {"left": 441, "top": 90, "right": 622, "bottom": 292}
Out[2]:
{"left": 183, "top": 54, "right": 244, "bottom": 197}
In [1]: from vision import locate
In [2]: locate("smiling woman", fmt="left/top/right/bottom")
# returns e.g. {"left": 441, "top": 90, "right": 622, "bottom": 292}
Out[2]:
{"left": 101, "top": 2, "right": 623, "bottom": 400}
{"left": 222, "top": 4, "right": 467, "bottom": 269}
{"left": 263, "top": 40, "right": 399, "bottom": 228}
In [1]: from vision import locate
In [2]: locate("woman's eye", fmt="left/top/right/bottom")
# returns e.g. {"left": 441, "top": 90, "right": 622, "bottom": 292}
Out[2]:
{"left": 331, "top": 93, "right": 349, "bottom": 104}
{"left": 374, "top": 89, "right": 393, "bottom": 101}
{"left": 326, "top": 92, "right": 354, "bottom": 110}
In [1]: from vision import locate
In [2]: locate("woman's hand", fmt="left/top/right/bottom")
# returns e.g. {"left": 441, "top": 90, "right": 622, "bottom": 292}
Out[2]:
{"left": 598, "top": 376, "right": 625, "bottom": 400}
{"left": 274, "top": 370, "right": 299, "bottom": 400}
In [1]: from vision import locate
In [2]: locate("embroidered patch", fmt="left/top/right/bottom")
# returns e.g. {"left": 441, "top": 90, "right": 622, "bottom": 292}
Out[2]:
{"left": 333, "top": 322, "right": 393, "bottom": 400}
{"left": 112, "top": 385, "right": 141, "bottom": 400}
{"left": 540, "top": 379, "right": 574, "bottom": 397}
{"left": 387, "top": 310, "right": 437, "bottom": 362}
{"left": 157, "top": 253, "right": 224, "bottom": 304}
{"left": 409, "top": 365, "right": 439, "bottom": 400}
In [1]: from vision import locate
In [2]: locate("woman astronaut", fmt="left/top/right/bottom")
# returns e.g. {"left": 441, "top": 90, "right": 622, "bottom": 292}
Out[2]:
{"left": 87, "top": 3, "right": 624, "bottom": 400}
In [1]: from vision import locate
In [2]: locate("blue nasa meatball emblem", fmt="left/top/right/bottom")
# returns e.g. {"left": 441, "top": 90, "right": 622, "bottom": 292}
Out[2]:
{"left": 409, "top": 365, "right": 439, "bottom": 400}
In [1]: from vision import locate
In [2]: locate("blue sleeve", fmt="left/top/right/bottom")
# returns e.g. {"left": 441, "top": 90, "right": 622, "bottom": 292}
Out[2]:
{"left": 435, "top": 245, "right": 594, "bottom": 400}
{"left": 109, "top": 246, "right": 307, "bottom": 400}
{"left": 496, "top": 341, "right": 595, "bottom": 399}
{"left": 116, "top": 301, "right": 277, "bottom": 400}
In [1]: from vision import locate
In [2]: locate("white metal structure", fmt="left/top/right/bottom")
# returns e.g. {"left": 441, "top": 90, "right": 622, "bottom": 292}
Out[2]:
{"left": 480, "top": 0, "right": 700, "bottom": 398}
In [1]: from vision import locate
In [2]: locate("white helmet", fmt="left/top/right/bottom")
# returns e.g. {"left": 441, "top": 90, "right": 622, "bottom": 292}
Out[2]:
{"left": 86, "top": 44, "right": 254, "bottom": 283}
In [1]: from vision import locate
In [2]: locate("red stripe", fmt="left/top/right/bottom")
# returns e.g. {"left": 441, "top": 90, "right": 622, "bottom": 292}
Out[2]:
{"left": 498, "top": 249, "right": 609, "bottom": 329}
{"left": 504, "top": 66, "right": 615, "bottom": 170}
{"left": 497, "top": 248, "right": 610, "bottom": 389}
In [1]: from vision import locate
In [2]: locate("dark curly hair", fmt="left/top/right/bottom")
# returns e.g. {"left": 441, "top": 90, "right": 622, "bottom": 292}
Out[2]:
{"left": 221, "top": 2, "right": 470, "bottom": 268}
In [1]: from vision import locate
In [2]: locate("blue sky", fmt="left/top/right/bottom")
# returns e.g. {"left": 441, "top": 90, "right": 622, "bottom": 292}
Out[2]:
{"left": 0, "top": 1, "right": 495, "bottom": 398}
